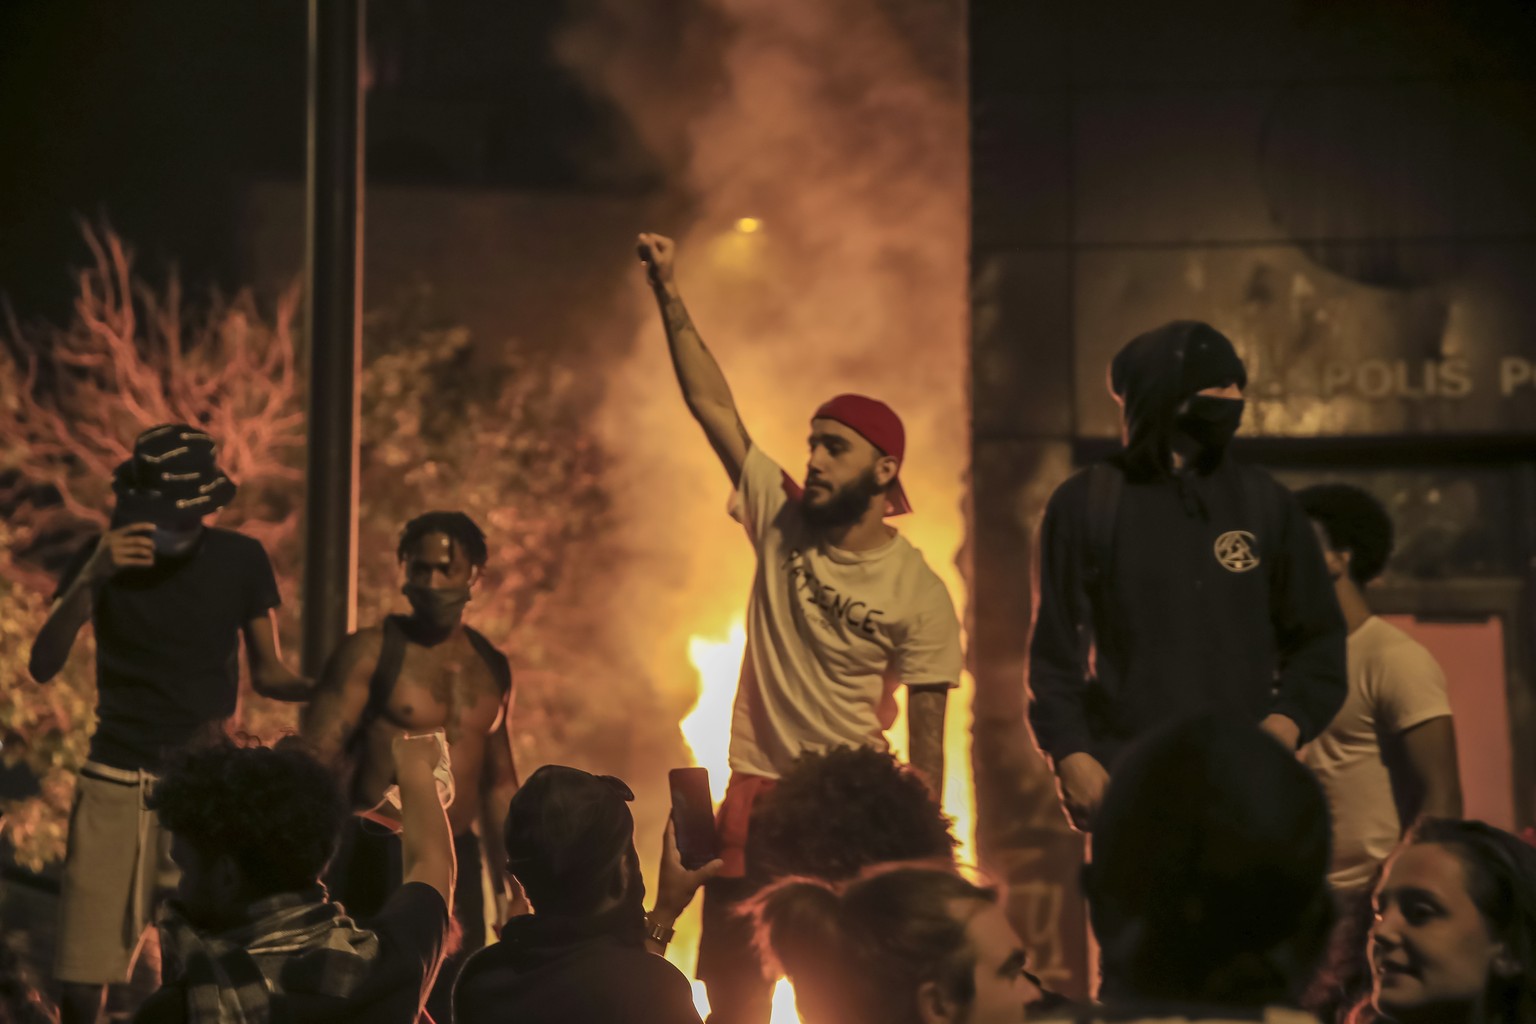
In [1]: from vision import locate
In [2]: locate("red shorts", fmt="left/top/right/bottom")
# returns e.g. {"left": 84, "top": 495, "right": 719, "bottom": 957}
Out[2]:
{"left": 715, "top": 773, "right": 777, "bottom": 878}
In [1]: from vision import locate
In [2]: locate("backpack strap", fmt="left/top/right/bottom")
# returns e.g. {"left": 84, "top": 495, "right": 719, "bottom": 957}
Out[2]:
{"left": 363, "top": 615, "right": 410, "bottom": 725}
{"left": 1075, "top": 462, "right": 1124, "bottom": 682}
{"left": 463, "top": 625, "right": 512, "bottom": 697}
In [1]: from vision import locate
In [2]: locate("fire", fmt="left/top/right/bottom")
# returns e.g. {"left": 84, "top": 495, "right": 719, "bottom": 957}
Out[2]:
{"left": 589, "top": 7, "right": 971, "bottom": 1008}
{"left": 680, "top": 623, "right": 747, "bottom": 804}
{"left": 668, "top": 583, "right": 975, "bottom": 1024}
{"left": 671, "top": 619, "right": 795, "bottom": 1020}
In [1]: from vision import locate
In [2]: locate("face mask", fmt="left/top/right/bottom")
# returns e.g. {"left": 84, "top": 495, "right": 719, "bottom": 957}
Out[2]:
{"left": 402, "top": 583, "right": 471, "bottom": 628}
{"left": 1175, "top": 395, "right": 1245, "bottom": 451}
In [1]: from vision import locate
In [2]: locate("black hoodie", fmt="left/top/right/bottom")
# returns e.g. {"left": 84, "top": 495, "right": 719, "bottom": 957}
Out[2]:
{"left": 453, "top": 911, "right": 702, "bottom": 1024}
{"left": 1027, "top": 323, "right": 1346, "bottom": 767}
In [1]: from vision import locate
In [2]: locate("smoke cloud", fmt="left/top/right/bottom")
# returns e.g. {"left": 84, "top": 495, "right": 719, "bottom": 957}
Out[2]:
{"left": 562, "top": 0, "right": 968, "bottom": 729}
{"left": 552, "top": 10, "right": 969, "bottom": 986}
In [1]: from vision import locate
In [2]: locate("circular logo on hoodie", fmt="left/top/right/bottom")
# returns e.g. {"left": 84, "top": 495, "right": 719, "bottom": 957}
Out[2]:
{"left": 1214, "top": 531, "right": 1261, "bottom": 573}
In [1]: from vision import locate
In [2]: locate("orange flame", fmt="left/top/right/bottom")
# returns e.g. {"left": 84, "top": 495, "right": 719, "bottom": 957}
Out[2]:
{"left": 570, "top": 0, "right": 969, "bottom": 1011}
{"left": 680, "top": 622, "right": 747, "bottom": 805}
{"left": 668, "top": 583, "right": 974, "bottom": 1024}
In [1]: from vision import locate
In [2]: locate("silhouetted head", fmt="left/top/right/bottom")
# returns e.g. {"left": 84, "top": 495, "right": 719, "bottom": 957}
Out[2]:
{"left": 1108, "top": 322, "right": 1247, "bottom": 479}
{"left": 1299, "top": 483, "right": 1395, "bottom": 588}
{"left": 151, "top": 740, "right": 347, "bottom": 931}
{"left": 1085, "top": 712, "right": 1333, "bottom": 1007}
{"left": 746, "top": 746, "right": 956, "bottom": 883}
{"left": 503, "top": 765, "right": 644, "bottom": 921}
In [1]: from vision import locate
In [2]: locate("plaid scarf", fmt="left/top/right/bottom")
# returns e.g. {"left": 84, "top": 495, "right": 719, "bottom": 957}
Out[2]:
{"left": 158, "top": 886, "right": 381, "bottom": 1024}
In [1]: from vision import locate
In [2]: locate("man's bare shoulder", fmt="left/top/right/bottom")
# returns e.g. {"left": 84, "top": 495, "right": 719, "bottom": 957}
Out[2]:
{"left": 326, "top": 626, "right": 387, "bottom": 676}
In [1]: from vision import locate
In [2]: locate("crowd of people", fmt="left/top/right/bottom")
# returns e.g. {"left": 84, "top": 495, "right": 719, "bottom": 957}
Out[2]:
{"left": 9, "top": 234, "right": 1535, "bottom": 1024}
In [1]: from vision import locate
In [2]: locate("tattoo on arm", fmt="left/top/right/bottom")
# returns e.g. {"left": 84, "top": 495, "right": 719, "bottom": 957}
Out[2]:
{"left": 656, "top": 289, "right": 750, "bottom": 480}
{"left": 657, "top": 291, "right": 731, "bottom": 407}
{"left": 662, "top": 296, "right": 696, "bottom": 338}
{"left": 907, "top": 686, "right": 949, "bottom": 791}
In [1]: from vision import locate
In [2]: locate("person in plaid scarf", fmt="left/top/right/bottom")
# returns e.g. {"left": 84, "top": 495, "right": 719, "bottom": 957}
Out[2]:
{"left": 132, "top": 733, "right": 455, "bottom": 1024}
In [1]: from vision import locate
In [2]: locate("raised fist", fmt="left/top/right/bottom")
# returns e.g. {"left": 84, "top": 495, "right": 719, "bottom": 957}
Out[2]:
{"left": 636, "top": 232, "right": 676, "bottom": 289}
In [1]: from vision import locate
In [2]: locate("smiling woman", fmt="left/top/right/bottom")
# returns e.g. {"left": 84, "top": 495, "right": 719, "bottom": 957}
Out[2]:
{"left": 1369, "top": 819, "right": 1536, "bottom": 1024}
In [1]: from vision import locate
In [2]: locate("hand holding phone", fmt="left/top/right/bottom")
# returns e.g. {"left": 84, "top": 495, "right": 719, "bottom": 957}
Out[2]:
{"left": 669, "top": 766, "right": 720, "bottom": 871}
{"left": 654, "top": 767, "right": 724, "bottom": 922}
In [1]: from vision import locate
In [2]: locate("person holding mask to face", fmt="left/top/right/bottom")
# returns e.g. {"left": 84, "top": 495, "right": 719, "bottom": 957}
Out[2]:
{"left": 29, "top": 423, "right": 310, "bottom": 1024}
{"left": 1366, "top": 819, "right": 1536, "bottom": 1024}
{"left": 1026, "top": 321, "right": 1347, "bottom": 831}
{"left": 301, "top": 510, "right": 518, "bottom": 1024}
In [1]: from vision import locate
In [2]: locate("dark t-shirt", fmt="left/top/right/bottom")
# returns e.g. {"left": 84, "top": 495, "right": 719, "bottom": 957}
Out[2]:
{"left": 134, "top": 882, "right": 450, "bottom": 1024}
{"left": 56, "top": 528, "right": 281, "bottom": 771}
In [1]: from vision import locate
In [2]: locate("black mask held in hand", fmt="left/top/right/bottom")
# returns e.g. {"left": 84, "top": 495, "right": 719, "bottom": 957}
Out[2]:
{"left": 1175, "top": 395, "right": 1245, "bottom": 451}
{"left": 403, "top": 583, "right": 471, "bottom": 628}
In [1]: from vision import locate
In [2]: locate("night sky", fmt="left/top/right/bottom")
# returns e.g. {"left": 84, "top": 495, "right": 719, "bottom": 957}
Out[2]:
{"left": 0, "top": 0, "right": 634, "bottom": 322}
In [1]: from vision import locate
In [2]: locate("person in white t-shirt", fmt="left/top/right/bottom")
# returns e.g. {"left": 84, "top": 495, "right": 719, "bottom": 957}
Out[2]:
{"left": 1297, "top": 484, "right": 1463, "bottom": 895}
{"left": 636, "top": 232, "right": 963, "bottom": 1024}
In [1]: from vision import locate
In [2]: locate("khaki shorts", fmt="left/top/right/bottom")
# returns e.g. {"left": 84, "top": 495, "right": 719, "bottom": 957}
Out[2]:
{"left": 55, "top": 762, "right": 178, "bottom": 985}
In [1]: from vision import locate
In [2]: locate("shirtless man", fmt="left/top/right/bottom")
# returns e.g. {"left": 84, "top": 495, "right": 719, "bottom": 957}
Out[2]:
{"left": 301, "top": 510, "right": 518, "bottom": 1022}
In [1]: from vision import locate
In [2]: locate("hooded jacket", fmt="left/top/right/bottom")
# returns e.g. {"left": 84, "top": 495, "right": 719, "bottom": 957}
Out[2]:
{"left": 1027, "top": 323, "right": 1347, "bottom": 767}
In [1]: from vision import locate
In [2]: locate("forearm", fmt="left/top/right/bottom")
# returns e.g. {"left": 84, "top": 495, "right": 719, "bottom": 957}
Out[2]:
{"left": 1272, "top": 616, "right": 1346, "bottom": 745}
{"left": 646, "top": 872, "right": 690, "bottom": 953}
{"left": 244, "top": 613, "right": 314, "bottom": 703}
{"left": 1416, "top": 779, "right": 1464, "bottom": 821}
{"left": 299, "top": 697, "right": 355, "bottom": 767}
{"left": 1026, "top": 662, "right": 1095, "bottom": 765}
{"left": 1026, "top": 507, "right": 1098, "bottom": 764}
{"left": 480, "top": 782, "right": 515, "bottom": 892}
{"left": 907, "top": 688, "right": 948, "bottom": 791}
{"left": 399, "top": 766, "right": 455, "bottom": 908}
{"left": 1397, "top": 718, "right": 1464, "bottom": 823}
{"left": 1271, "top": 650, "right": 1345, "bottom": 745}
{"left": 298, "top": 658, "right": 369, "bottom": 769}
{"left": 29, "top": 583, "right": 95, "bottom": 683}
{"left": 653, "top": 282, "right": 737, "bottom": 417}
{"left": 1273, "top": 516, "right": 1348, "bottom": 745}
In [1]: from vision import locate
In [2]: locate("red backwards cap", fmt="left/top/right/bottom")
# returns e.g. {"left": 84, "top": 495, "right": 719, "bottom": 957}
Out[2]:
{"left": 812, "top": 394, "right": 913, "bottom": 517}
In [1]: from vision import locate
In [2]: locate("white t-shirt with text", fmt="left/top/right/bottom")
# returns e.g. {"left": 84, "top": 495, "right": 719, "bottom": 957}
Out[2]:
{"left": 727, "top": 444, "right": 962, "bottom": 780}
{"left": 1302, "top": 616, "right": 1453, "bottom": 892}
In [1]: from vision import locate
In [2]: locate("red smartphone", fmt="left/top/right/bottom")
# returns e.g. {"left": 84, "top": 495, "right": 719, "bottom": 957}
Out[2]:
{"left": 669, "top": 767, "right": 720, "bottom": 871}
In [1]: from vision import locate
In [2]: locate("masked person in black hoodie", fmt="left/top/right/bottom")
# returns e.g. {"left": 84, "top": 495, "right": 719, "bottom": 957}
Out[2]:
{"left": 454, "top": 765, "right": 721, "bottom": 1024}
{"left": 1026, "top": 321, "right": 1346, "bottom": 831}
